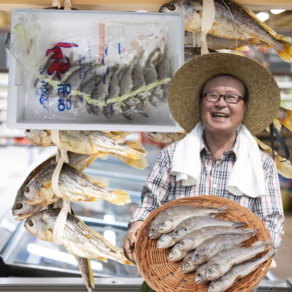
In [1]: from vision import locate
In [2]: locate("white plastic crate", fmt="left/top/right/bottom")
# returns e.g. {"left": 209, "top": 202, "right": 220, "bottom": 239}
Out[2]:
{"left": 7, "top": 9, "right": 184, "bottom": 132}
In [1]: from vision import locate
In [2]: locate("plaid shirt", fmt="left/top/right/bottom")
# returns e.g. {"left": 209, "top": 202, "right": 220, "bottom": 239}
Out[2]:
{"left": 130, "top": 134, "right": 284, "bottom": 249}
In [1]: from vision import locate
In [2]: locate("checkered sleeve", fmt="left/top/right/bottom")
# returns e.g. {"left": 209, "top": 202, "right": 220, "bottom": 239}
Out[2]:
{"left": 252, "top": 153, "right": 284, "bottom": 251}
{"left": 128, "top": 145, "right": 174, "bottom": 228}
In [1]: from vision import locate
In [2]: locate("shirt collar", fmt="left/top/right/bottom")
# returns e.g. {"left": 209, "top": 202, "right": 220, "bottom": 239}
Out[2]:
{"left": 200, "top": 130, "right": 241, "bottom": 157}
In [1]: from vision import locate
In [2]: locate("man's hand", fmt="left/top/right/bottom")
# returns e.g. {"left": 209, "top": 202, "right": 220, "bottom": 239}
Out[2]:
{"left": 123, "top": 221, "right": 144, "bottom": 263}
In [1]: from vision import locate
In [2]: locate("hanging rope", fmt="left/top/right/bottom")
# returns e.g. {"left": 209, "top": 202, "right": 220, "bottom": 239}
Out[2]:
{"left": 64, "top": 0, "right": 72, "bottom": 10}
{"left": 52, "top": 0, "right": 72, "bottom": 10}
{"left": 51, "top": 130, "right": 71, "bottom": 244}
{"left": 201, "top": 0, "right": 215, "bottom": 54}
{"left": 52, "top": 0, "right": 61, "bottom": 8}
{"left": 191, "top": 0, "right": 215, "bottom": 55}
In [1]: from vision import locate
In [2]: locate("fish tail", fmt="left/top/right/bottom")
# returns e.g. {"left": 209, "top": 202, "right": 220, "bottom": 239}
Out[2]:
{"left": 277, "top": 108, "right": 292, "bottom": 131}
{"left": 118, "top": 251, "right": 136, "bottom": 266}
{"left": 97, "top": 256, "right": 108, "bottom": 263}
{"left": 108, "top": 190, "right": 131, "bottom": 205}
{"left": 275, "top": 39, "right": 292, "bottom": 62}
{"left": 113, "top": 154, "right": 149, "bottom": 170}
{"left": 87, "top": 258, "right": 95, "bottom": 289}
{"left": 125, "top": 141, "right": 147, "bottom": 154}
{"left": 124, "top": 143, "right": 147, "bottom": 160}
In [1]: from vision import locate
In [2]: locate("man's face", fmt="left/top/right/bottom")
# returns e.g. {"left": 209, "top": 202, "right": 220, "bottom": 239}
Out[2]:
{"left": 200, "top": 75, "right": 247, "bottom": 136}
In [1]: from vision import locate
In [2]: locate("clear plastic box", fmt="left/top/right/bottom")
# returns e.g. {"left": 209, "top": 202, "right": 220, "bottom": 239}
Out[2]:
{"left": 7, "top": 9, "right": 184, "bottom": 132}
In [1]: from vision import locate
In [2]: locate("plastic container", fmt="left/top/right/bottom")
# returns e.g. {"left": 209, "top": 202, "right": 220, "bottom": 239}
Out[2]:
{"left": 7, "top": 9, "right": 184, "bottom": 132}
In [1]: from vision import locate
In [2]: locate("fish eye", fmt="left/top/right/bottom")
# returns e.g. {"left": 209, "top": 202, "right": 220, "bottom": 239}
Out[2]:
{"left": 162, "top": 223, "right": 166, "bottom": 227}
{"left": 160, "top": 238, "right": 164, "bottom": 242}
{"left": 185, "top": 263, "right": 189, "bottom": 267}
{"left": 151, "top": 228, "right": 156, "bottom": 232}
{"left": 28, "top": 220, "right": 33, "bottom": 227}
{"left": 208, "top": 269, "right": 213, "bottom": 274}
{"left": 175, "top": 231, "right": 179, "bottom": 235}
{"left": 25, "top": 187, "right": 30, "bottom": 193}
{"left": 197, "top": 273, "right": 201, "bottom": 277}
{"left": 211, "top": 285, "right": 215, "bottom": 289}
{"left": 26, "top": 130, "right": 31, "bottom": 133}
{"left": 195, "top": 253, "right": 200, "bottom": 258}
{"left": 16, "top": 203, "right": 23, "bottom": 209}
{"left": 167, "top": 4, "right": 176, "bottom": 11}
{"left": 171, "top": 251, "right": 176, "bottom": 255}
{"left": 181, "top": 241, "right": 185, "bottom": 245}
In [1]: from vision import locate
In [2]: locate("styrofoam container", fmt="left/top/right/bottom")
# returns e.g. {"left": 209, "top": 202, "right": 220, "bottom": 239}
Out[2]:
{"left": 7, "top": 9, "right": 184, "bottom": 132}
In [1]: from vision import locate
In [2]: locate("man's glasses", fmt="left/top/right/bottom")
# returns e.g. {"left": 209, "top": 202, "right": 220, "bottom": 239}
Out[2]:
{"left": 202, "top": 92, "right": 244, "bottom": 104}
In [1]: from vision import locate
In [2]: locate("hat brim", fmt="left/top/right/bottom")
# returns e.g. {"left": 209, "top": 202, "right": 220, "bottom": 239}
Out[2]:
{"left": 168, "top": 53, "right": 280, "bottom": 136}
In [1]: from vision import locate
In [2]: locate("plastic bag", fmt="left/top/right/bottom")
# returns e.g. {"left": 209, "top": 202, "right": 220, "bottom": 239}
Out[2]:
{"left": 10, "top": 12, "right": 172, "bottom": 121}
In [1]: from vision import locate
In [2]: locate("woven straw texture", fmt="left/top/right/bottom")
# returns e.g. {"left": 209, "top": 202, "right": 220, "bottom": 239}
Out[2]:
{"left": 168, "top": 53, "right": 280, "bottom": 136}
{"left": 135, "top": 196, "right": 272, "bottom": 292}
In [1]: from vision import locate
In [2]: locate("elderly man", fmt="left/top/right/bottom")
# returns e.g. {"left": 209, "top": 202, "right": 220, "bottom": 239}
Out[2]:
{"left": 123, "top": 53, "right": 284, "bottom": 270}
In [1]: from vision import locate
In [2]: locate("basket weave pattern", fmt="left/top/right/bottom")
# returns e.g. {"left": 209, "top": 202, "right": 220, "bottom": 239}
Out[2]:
{"left": 135, "top": 196, "right": 272, "bottom": 292}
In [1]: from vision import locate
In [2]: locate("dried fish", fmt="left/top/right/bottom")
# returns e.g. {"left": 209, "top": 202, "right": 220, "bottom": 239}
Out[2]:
{"left": 206, "top": 239, "right": 273, "bottom": 280}
{"left": 208, "top": 250, "right": 274, "bottom": 292}
{"left": 160, "top": 0, "right": 292, "bottom": 62}
{"left": 12, "top": 152, "right": 97, "bottom": 221}
{"left": 192, "top": 231, "right": 258, "bottom": 265}
{"left": 24, "top": 210, "right": 133, "bottom": 265}
{"left": 171, "top": 215, "right": 243, "bottom": 243}
{"left": 25, "top": 163, "right": 131, "bottom": 206}
{"left": 159, "top": 207, "right": 228, "bottom": 234}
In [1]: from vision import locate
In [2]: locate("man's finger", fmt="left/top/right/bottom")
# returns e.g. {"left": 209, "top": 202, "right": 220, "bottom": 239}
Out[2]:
{"left": 123, "top": 239, "right": 133, "bottom": 262}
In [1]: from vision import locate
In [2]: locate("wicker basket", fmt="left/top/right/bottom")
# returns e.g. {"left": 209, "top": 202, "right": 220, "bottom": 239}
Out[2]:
{"left": 135, "top": 196, "right": 272, "bottom": 292}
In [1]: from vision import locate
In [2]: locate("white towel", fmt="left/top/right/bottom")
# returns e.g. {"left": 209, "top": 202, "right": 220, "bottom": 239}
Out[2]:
{"left": 171, "top": 123, "right": 266, "bottom": 198}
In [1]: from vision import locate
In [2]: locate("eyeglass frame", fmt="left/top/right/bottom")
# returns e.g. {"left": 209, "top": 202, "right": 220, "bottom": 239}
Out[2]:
{"left": 202, "top": 92, "right": 245, "bottom": 104}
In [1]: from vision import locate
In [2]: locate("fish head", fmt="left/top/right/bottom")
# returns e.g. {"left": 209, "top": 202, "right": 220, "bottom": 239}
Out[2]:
{"left": 148, "top": 227, "right": 161, "bottom": 239}
{"left": 157, "top": 234, "right": 175, "bottom": 248}
{"left": 24, "top": 212, "right": 50, "bottom": 241}
{"left": 158, "top": 220, "right": 174, "bottom": 233}
{"left": 208, "top": 281, "right": 225, "bottom": 292}
{"left": 193, "top": 249, "right": 209, "bottom": 265}
{"left": 23, "top": 179, "right": 42, "bottom": 205}
{"left": 195, "top": 265, "right": 208, "bottom": 284}
{"left": 12, "top": 181, "right": 43, "bottom": 220}
{"left": 206, "top": 264, "right": 221, "bottom": 281}
{"left": 25, "top": 130, "right": 52, "bottom": 147}
{"left": 177, "top": 238, "right": 194, "bottom": 251}
{"left": 159, "top": 1, "right": 199, "bottom": 28}
{"left": 168, "top": 248, "right": 185, "bottom": 261}
{"left": 148, "top": 133, "right": 164, "bottom": 143}
{"left": 12, "top": 196, "right": 42, "bottom": 221}
{"left": 159, "top": 1, "right": 183, "bottom": 14}
{"left": 181, "top": 259, "right": 198, "bottom": 273}
{"left": 171, "top": 227, "right": 187, "bottom": 241}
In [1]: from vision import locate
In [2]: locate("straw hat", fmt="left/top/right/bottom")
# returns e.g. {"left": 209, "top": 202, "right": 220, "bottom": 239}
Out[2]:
{"left": 168, "top": 53, "right": 281, "bottom": 136}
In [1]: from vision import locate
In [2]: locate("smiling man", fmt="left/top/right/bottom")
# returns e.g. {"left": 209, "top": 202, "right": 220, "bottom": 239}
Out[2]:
{"left": 123, "top": 53, "right": 284, "bottom": 270}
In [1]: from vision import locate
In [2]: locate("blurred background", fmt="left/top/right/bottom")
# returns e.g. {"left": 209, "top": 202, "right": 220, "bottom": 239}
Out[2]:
{"left": 0, "top": 4, "right": 291, "bottom": 289}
